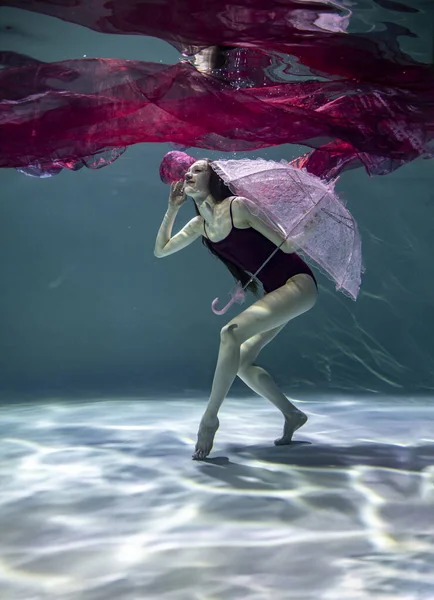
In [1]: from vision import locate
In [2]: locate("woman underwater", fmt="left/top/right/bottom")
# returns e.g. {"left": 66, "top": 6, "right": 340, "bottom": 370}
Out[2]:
{"left": 154, "top": 158, "right": 319, "bottom": 460}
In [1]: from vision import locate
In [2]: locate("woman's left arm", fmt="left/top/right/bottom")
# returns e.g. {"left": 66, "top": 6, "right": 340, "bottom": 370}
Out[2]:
{"left": 232, "top": 197, "right": 296, "bottom": 253}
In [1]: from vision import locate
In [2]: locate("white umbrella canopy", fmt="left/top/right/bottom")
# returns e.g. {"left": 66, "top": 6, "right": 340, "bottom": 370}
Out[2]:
{"left": 212, "top": 158, "right": 363, "bottom": 301}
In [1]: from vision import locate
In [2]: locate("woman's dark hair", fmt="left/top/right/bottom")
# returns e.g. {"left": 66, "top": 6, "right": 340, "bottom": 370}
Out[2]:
{"left": 193, "top": 160, "right": 260, "bottom": 296}
{"left": 208, "top": 46, "right": 238, "bottom": 70}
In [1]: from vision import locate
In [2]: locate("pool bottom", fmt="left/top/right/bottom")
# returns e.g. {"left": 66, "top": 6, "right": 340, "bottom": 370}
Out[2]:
{"left": 0, "top": 395, "right": 433, "bottom": 599}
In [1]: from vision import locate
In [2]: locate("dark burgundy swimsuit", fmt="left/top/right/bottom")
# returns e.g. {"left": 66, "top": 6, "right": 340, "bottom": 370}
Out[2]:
{"left": 204, "top": 199, "right": 317, "bottom": 293}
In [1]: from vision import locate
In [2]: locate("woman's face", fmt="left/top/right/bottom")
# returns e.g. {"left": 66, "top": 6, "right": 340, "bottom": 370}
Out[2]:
{"left": 184, "top": 160, "right": 211, "bottom": 196}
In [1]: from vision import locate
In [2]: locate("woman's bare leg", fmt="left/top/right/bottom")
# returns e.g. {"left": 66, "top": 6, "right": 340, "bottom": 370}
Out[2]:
{"left": 193, "top": 274, "right": 317, "bottom": 459}
{"left": 237, "top": 327, "right": 307, "bottom": 445}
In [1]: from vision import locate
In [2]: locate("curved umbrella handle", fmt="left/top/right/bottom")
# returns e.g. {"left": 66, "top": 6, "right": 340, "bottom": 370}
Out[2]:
{"left": 211, "top": 282, "right": 246, "bottom": 315}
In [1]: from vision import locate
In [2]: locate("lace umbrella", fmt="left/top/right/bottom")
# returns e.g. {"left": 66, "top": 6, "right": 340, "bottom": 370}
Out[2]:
{"left": 211, "top": 158, "right": 363, "bottom": 302}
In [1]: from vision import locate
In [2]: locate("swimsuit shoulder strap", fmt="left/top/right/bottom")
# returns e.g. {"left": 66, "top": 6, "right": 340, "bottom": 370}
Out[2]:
{"left": 229, "top": 196, "right": 238, "bottom": 227}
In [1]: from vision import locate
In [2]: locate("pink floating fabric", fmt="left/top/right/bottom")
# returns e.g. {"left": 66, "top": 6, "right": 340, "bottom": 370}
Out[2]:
{"left": 159, "top": 151, "right": 197, "bottom": 184}
{"left": 211, "top": 158, "right": 363, "bottom": 300}
{"left": 2, "top": 0, "right": 427, "bottom": 84}
{"left": 1, "top": 0, "right": 433, "bottom": 179}
{"left": 1, "top": 57, "right": 433, "bottom": 177}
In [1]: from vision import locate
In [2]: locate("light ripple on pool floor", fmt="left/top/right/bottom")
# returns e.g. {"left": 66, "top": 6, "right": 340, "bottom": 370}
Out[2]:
{"left": 0, "top": 395, "right": 433, "bottom": 599}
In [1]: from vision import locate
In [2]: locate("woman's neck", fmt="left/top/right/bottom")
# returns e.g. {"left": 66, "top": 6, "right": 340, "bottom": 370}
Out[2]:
{"left": 194, "top": 194, "right": 217, "bottom": 224}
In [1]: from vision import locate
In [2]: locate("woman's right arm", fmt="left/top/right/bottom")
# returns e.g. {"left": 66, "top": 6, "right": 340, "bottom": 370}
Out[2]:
{"left": 154, "top": 182, "right": 203, "bottom": 258}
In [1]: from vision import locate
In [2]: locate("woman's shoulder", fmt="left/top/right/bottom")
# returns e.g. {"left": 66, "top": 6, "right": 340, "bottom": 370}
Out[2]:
{"left": 230, "top": 195, "right": 252, "bottom": 215}
{"left": 229, "top": 195, "right": 249, "bottom": 210}
{"left": 229, "top": 196, "right": 252, "bottom": 227}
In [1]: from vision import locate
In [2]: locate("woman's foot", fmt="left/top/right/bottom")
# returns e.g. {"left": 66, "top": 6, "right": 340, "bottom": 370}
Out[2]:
{"left": 193, "top": 415, "right": 220, "bottom": 460}
{"left": 274, "top": 410, "right": 307, "bottom": 446}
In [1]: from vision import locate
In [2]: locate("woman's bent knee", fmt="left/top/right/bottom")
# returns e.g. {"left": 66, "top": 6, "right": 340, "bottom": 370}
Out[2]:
{"left": 220, "top": 322, "right": 239, "bottom": 344}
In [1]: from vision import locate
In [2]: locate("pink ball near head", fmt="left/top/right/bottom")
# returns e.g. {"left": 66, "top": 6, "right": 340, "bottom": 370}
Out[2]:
{"left": 159, "top": 151, "right": 196, "bottom": 184}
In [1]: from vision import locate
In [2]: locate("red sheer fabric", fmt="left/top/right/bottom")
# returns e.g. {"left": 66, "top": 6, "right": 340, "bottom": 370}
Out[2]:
{"left": 1, "top": 0, "right": 427, "bottom": 82}
{"left": 1, "top": 1, "right": 433, "bottom": 178}
{"left": 1, "top": 56, "right": 432, "bottom": 174}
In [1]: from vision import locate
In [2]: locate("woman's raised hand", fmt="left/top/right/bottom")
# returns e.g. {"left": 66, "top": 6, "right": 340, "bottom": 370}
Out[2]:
{"left": 169, "top": 180, "right": 186, "bottom": 207}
